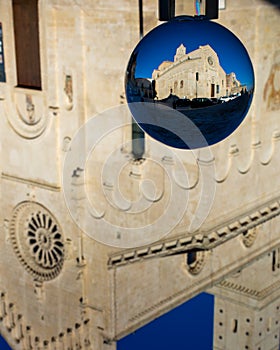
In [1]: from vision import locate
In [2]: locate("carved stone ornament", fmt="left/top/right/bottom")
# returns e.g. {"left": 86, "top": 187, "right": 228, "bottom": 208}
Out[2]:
{"left": 263, "top": 50, "right": 280, "bottom": 112}
{"left": 242, "top": 227, "right": 257, "bottom": 248}
{"left": 4, "top": 89, "right": 49, "bottom": 139}
{"left": 64, "top": 74, "right": 73, "bottom": 111}
{"left": 186, "top": 250, "right": 206, "bottom": 275}
{"left": 9, "top": 202, "right": 65, "bottom": 281}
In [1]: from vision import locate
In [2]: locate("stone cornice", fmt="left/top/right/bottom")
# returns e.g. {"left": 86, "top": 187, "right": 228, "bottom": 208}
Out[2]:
{"left": 218, "top": 279, "right": 280, "bottom": 300}
{"left": 108, "top": 196, "right": 280, "bottom": 269}
{"left": 113, "top": 235, "right": 280, "bottom": 341}
{"left": 1, "top": 172, "right": 61, "bottom": 192}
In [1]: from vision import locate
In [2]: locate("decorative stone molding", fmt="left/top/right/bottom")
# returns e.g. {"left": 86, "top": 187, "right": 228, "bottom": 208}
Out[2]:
{"left": 62, "top": 136, "right": 72, "bottom": 152}
{"left": 242, "top": 227, "right": 257, "bottom": 248}
{"left": 186, "top": 251, "right": 206, "bottom": 275}
{"left": 63, "top": 73, "right": 74, "bottom": 111}
{"left": 0, "top": 290, "right": 92, "bottom": 349}
{"left": 9, "top": 202, "right": 65, "bottom": 282}
{"left": 218, "top": 278, "right": 280, "bottom": 300}
{"left": 4, "top": 88, "right": 50, "bottom": 139}
{"left": 1, "top": 172, "right": 61, "bottom": 192}
{"left": 120, "top": 241, "right": 280, "bottom": 341}
{"left": 108, "top": 196, "right": 280, "bottom": 268}
{"left": 214, "top": 129, "right": 280, "bottom": 183}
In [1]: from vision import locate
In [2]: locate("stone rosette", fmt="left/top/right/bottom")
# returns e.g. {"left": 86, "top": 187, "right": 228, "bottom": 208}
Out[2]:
{"left": 9, "top": 201, "right": 65, "bottom": 281}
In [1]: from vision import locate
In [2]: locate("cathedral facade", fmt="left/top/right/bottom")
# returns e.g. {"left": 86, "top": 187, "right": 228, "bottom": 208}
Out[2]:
{"left": 152, "top": 44, "right": 228, "bottom": 100}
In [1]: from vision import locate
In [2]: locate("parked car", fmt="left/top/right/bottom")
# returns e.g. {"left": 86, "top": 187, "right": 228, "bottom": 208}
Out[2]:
{"left": 191, "top": 97, "right": 213, "bottom": 108}
{"left": 220, "top": 93, "right": 241, "bottom": 103}
{"left": 175, "top": 98, "right": 191, "bottom": 108}
{"left": 220, "top": 96, "right": 231, "bottom": 103}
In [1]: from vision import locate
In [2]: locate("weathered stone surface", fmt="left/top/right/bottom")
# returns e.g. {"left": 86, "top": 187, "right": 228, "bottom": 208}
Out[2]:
{"left": 0, "top": 0, "right": 279, "bottom": 349}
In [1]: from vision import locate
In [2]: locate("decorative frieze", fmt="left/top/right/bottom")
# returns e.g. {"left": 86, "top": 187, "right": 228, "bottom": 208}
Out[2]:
{"left": 216, "top": 274, "right": 280, "bottom": 302}
{"left": 108, "top": 197, "right": 280, "bottom": 268}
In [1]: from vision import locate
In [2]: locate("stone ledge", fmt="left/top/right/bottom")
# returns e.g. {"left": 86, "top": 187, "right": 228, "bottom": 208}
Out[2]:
{"left": 108, "top": 196, "right": 280, "bottom": 268}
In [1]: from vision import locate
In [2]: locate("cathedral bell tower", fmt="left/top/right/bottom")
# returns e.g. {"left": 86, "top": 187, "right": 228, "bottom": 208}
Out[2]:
{"left": 174, "top": 43, "right": 187, "bottom": 61}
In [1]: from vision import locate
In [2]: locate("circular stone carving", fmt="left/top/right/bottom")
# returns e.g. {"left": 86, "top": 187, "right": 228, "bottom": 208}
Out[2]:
{"left": 242, "top": 227, "right": 257, "bottom": 248}
{"left": 186, "top": 251, "right": 206, "bottom": 275}
{"left": 4, "top": 90, "right": 49, "bottom": 139}
{"left": 9, "top": 202, "right": 64, "bottom": 281}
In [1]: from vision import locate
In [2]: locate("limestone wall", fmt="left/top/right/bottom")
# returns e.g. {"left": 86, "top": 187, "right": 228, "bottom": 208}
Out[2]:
{"left": 0, "top": 0, "right": 279, "bottom": 349}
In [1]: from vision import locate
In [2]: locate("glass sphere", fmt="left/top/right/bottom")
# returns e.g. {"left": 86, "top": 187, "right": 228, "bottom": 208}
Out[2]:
{"left": 125, "top": 16, "right": 254, "bottom": 149}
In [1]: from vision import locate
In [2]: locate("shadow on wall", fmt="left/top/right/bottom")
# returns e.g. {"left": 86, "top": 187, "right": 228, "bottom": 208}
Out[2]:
{"left": 264, "top": 0, "right": 280, "bottom": 6}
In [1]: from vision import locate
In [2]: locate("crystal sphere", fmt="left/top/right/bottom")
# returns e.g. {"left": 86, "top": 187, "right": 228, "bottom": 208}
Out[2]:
{"left": 125, "top": 16, "right": 254, "bottom": 149}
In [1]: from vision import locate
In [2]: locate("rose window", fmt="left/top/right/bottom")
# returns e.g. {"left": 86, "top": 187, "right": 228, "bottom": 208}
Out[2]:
{"left": 9, "top": 202, "right": 65, "bottom": 281}
{"left": 26, "top": 211, "right": 64, "bottom": 268}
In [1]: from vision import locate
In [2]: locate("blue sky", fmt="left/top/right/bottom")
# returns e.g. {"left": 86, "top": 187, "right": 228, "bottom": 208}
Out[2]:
{"left": 118, "top": 292, "right": 214, "bottom": 350}
{"left": 0, "top": 336, "right": 11, "bottom": 349}
{"left": 133, "top": 18, "right": 254, "bottom": 90}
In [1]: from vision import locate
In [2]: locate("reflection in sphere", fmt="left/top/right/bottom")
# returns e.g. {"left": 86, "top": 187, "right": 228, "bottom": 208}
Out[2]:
{"left": 125, "top": 16, "right": 254, "bottom": 149}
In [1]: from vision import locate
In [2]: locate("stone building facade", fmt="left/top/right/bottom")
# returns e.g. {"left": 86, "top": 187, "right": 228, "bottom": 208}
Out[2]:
{"left": 152, "top": 44, "right": 227, "bottom": 99}
{"left": 0, "top": 1, "right": 279, "bottom": 350}
{"left": 226, "top": 71, "right": 242, "bottom": 95}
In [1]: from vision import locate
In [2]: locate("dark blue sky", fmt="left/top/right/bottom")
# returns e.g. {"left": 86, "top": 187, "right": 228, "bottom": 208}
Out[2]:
{"left": 133, "top": 18, "right": 254, "bottom": 90}
{"left": 0, "top": 336, "right": 11, "bottom": 349}
{"left": 118, "top": 292, "right": 214, "bottom": 350}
